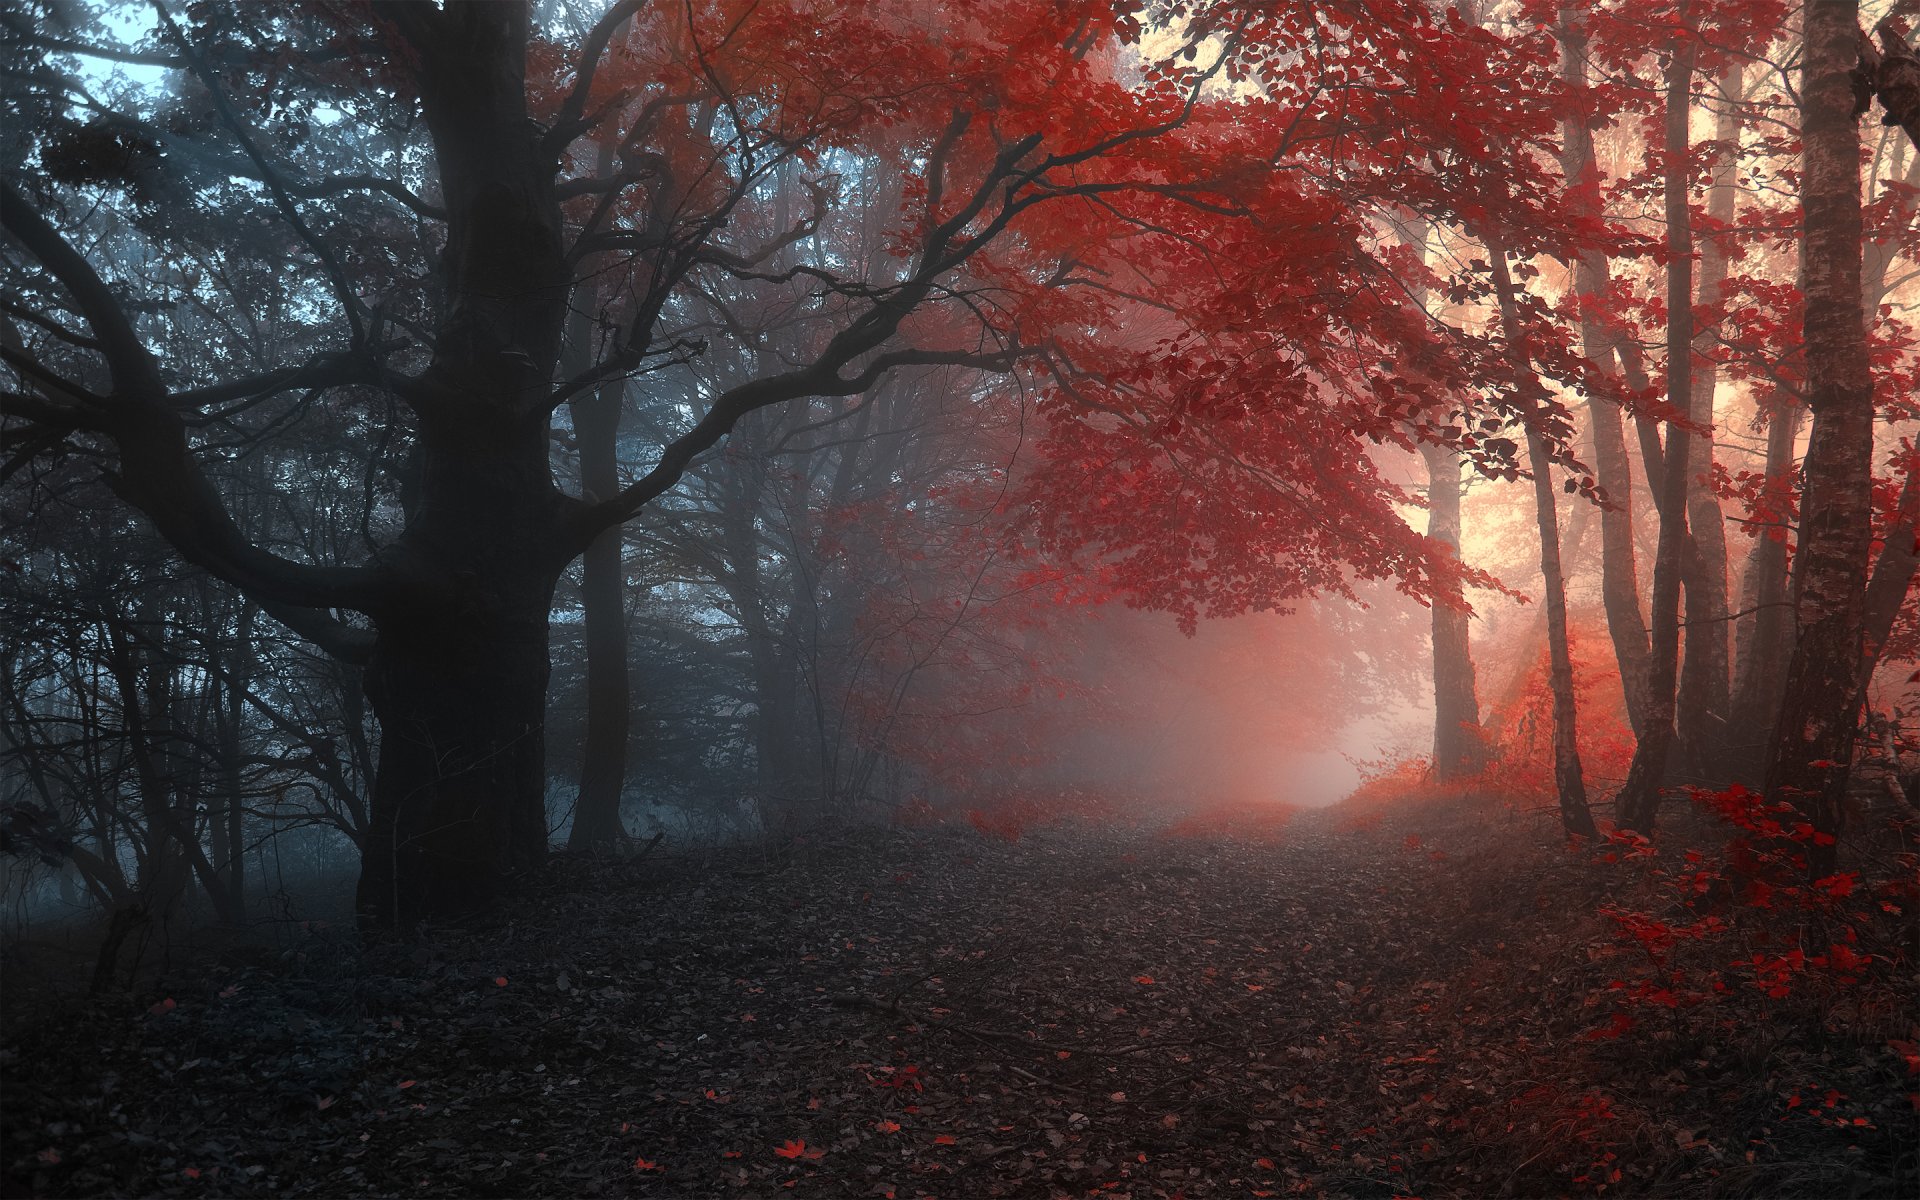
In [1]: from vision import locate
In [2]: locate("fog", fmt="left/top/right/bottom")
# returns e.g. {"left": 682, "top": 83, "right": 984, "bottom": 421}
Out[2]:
{"left": 3, "top": 0, "right": 1917, "bottom": 1195}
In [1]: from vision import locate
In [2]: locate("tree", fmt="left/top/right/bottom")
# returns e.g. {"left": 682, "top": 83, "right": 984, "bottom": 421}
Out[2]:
{"left": 2, "top": 1, "right": 1245, "bottom": 924}
{"left": 1615, "top": 21, "right": 1700, "bottom": 834}
{"left": 1762, "top": 0, "right": 1884, "bottom": 872}
{"left": 1555, "top": 4, "right": 1655, "bottom": 742}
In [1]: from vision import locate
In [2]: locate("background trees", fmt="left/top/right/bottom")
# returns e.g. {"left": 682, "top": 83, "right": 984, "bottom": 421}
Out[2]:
{"left": 1, "top": 0, "right": 1916, "bottom": 945}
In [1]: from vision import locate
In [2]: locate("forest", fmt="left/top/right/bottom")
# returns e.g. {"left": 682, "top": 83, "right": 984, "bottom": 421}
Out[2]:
{"left": 0, "top": 0, "right": 1917, "bottom": 1196}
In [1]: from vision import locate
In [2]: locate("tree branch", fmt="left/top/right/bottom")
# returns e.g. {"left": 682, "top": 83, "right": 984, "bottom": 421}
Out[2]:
{"left": 1, "top": 180, "right": 389, "bottom": 625}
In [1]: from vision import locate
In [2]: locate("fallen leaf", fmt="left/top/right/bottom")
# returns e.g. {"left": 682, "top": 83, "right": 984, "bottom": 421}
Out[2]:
{"left": 774, "top": 1139, "right": 823, "bottom": 1161}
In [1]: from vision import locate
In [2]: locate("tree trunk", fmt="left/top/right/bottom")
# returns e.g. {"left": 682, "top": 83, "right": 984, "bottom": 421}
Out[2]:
{"left": 1675, "top": 67, "right": 1745, "bottom": 777}
{"left": 1421, "top": 442, "right": 1489, "bottom": 780}
{"left": 1674, "top": 70, "right": 1751, "bottom": 771}
{"left": 1861, "top": 460, "right": 1920, "bottom": 688}
{"left": 357, "top": 5, "right": 572, "bottom": 925}
{"left": 568, "top": 374, "right": 633, "bottom": 853}
{"left": 1485, "top": 242, "right": 1598, "bottom": 840}
{"left": 1764, "top": 0, "right": 1877, "bottom": 877}
{"left": 1616, "top": 29, "right": 1698, "bottom": 834}
{"left": 1727, "top": 395, "right": 1803, "bottom": 773}
{"left": 211, "top": 603, "right": 252, "bottom": 920}
{"left": 1558, "top": 6, "right": 1654, "bottom": 740}
{"left": 359, "top": 579, "right": 556, "bottom": 927}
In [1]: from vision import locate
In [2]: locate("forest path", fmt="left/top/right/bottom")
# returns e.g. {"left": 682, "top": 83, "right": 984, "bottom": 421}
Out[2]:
{"left": 3, "top": 800, "right": 1908, "bottom": 1198}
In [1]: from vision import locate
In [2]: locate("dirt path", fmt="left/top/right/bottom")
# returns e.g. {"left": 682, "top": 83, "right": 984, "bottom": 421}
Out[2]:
{"left": 3, "top": 802, "right": 1912, "bottom": 1198}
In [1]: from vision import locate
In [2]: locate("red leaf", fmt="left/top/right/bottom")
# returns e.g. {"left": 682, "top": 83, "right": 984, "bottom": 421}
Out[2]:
{"left": 773, "top": 1139, "right": 823, "bottom": 1161}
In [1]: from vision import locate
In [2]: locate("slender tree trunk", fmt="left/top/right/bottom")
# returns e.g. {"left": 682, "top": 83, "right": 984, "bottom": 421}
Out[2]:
{"left": 718, "top": 443, "right": 803, "bottom": 817}
{"left": 565, "top": 282, "right": 633, "bottom": 853}
{"left": 1421, "top": 442, "right": 1489, "bottom": 779}
{"left": 1727, "top": 395, "right": 1803, "bottom": 772}
{"left": 1763, "top": 0, "right": 1878, "bottom": 877}
{"left": 1485, "top": 242, "right": 1598, "bottom": 839}
{"left": 1616, "top": 29, "right": 1698, "bottom": 833}
{"left": 1399, "top": 217, "right": 1488, "bottom": 779}
{"left": 1558, "top": 7, "right": 1653, "bottom": 738}
{"left": 1861, "top": 460, "right": 1920, "bottom": 688}
{"left": 212, "top": 603, "right": 253, "bottom": 919}
{"left": 1676, "top": 68, "right": 1745, "bottom": 777}
{"left": 568, "top": 377, "right": 632, "bottom": 852}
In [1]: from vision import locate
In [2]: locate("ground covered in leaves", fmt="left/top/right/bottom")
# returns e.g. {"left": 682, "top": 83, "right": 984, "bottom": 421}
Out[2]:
{"left": 4, "top": 794, "right": 1916, "bottom": 1199}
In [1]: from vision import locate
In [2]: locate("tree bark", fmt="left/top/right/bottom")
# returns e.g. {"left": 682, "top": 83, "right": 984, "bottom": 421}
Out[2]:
{"left": 1764, "top": 0, "right": 1878, "bottom": 877}
{"left": 1558, "top": 7, "right": 1654, "bottom": 739}
{"left": 568, "top": 374, "right": 633, "bottom": 853}
{"left": 1860, "top": 459, "right": 1920, "bottom": 689}
{"left": 1675, "top": 68, "right": 1744, "bottom": 777}
{"left": 1421, "top": 442, "right": 1489, "bottom": 780}
{"left": 1616, "top": 28, "right": 1698, "bottom": 834}
{"left": 1859, "top": 18, "right": 1920, "bottom": 144}
{"left": 1485, "top": 242, "right": 1598, "bottom": 840}
{"left": 357, "top": 5, "right": 573, "bottom": 926}
{"left": 1726, "top": 395, "right": 1803, "bottom": 772}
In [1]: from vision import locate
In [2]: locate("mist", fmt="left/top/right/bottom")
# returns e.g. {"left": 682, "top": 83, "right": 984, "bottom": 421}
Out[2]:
{"left": 3, "top": 0, "right": 1917, "bottom": 1196}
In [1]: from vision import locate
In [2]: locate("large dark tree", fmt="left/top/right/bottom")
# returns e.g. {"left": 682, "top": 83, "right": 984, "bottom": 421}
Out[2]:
{"left": 1, "top": 1, "right": 1231, "bottom": 925}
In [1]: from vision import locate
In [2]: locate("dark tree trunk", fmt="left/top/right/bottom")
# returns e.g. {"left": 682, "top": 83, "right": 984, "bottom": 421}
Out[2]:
{"left": 1727, "top": 396, "right": 1803, "bottom": 771}
{"left": 1861, "top": 463, "right": 1920, "bottom": 685}
{"left": 716, "top": 439, "right": 804, "bottom": 814}
{"left": 568, "top": 377, "right": 633, "bottom": 853}
{"left": 359, "top": 582, "right": 556, "bottom": 926}
{"left": 1485, "top": 241, "right": 1597, "bottom": 840}
{"left": 1558, "top": 8, "right": 1653, "bottom": 738}
{"left": 1616, "top": 30, "right": 1698, "bottom": 834}
{"left": 356, "top": 5, "right": 573, "bottom": 926}
{"left": 1420, "top": 442, "right": 1488, "bottom": 780}
{"left": 211, "top": 603, "right": 252, "bottom": 920}
{"left": 1763, "top": 0, "right": 1877, "bottom": 877}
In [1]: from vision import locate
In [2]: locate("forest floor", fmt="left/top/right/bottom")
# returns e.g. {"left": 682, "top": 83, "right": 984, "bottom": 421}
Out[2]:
{"left": 2, "top": 790, "right": 1916, "bottom": 1200}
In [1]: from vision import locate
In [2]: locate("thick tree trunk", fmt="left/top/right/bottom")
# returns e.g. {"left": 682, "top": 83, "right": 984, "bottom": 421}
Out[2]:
{"left": 356, "top": 5, "right": 573, "bottom": 926}
{"left": 1558, "top": 9, "right": 1654, "bottom": 739}
{"left": 1421, "top": 442, "right": 1488, "bottom": 779}
{"left": 1616, "top": 31, "right": 1698, "bottom": 834}
{"left": 1764, "top": 0, "right": 1877, "bottom": 877}
{"left": 359, "top": 577, "right": 556, "bottom": 926}
{"left": 1675, "top": 70, "right": 1743, "bottom": 776}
